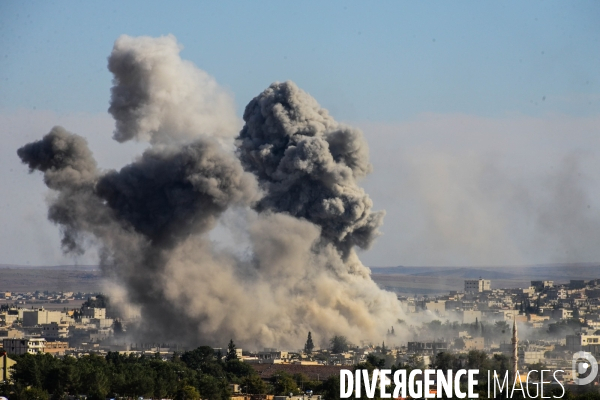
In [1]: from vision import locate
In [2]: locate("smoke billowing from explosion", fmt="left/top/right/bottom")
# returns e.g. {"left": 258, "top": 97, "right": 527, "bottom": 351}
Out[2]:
{"left": 17, "top": 34, "right": 403, "bottom": 349}
{"left": 238, "top": 82, "right": 385, "bottom": 258}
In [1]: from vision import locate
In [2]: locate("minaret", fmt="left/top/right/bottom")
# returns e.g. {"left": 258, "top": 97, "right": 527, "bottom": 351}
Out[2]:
{"left": 511, "top": 315, "right": 518, "bottom": 377}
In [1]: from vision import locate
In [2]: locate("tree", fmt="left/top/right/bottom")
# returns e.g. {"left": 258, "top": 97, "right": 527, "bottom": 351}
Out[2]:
{"left": 366, "top": 354, "right": 385, "bottom": 368}
{"left": 226, "top": 339, "right": 237, "bottom": 361}
{"left": 176, "top": 385, "right": 200, "bottom": 400}
{"left": 494, "top": 320, "right": 509, "bottom": 334}
{"left": 271, "top": 372, "right": 299, "bottom": 396}
{"left": 243, "top": 375, "right": 268, "bottom": 395}
{"left": 304, "top": 332, "right": 315, "bottom": 354}
{"left": 330, "top": 336, "right": 349, "bottom": 353}
{"left": 433, "top": 352, "right": 458, "bottom": 371}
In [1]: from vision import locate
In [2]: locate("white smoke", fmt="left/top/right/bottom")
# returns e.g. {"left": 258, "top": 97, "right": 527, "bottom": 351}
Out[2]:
{"left": 108, "top": 34, "right": 239, "bottom": 145}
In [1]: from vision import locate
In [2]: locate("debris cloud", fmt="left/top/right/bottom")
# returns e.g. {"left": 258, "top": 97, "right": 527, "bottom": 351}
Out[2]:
{"left": 17, "top": 35, "right": 402, "bottom": 349}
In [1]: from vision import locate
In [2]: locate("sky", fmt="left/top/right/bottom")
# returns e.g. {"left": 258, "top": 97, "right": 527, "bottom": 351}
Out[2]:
{"left": 1, "top": 1, "right": 600, "bottom": 267}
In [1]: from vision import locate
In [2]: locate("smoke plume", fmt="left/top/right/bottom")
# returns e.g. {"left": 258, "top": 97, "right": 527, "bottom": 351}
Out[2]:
{"left": 237, "top": 81, "right": 385, "bottom": 257}
{"left": 108, "top": 34, "right": 239, "bottom": 144}
{"left": 17, "top": 35, "right": 403, "bottom": 349}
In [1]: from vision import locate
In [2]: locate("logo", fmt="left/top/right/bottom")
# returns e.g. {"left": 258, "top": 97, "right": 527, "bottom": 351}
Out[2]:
{"left": 572, "top": 351, "right": 598, "bottom": 385}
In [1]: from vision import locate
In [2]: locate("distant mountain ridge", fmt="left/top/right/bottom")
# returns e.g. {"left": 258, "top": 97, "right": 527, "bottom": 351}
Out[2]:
{"left": 369, "top": 264, "right": 600, "bottom": 295}
{"left": 370, "top": 264, "right": 600, "bottom": 281}
{"left": 0, "top": 264, "right": 99, "bottom": 271}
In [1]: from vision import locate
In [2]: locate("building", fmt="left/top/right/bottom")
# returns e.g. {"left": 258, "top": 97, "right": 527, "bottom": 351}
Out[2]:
{"left": 520, "top": 349, "right": 545, "bottom": 365}
{"left": 22, "top": 308, "right": 63, "bottom": 327}
{"left": 0, "top": 328, "right": 23, "bottom": 339}
{"left": 425, "top": 300, "right": 446, "bottom": 316}
{"left": 1, "top": 352, "right": 17, "bottom": 383}
{"left": 531, "top": 281, "right": 553, "bottom": 290}
{"left": 461, "top": 310, "right": 482, "bottom": 324}
{"left": 257, "top": 349, "right": 289, "bottom": 361}
{"left": 42, "top": 322, "right": 69, "bottom": 338}
{"left": 464, "top": 278, "right": 491, "bottom": 293}
{"left": 2, "top": 338, "right": 46, "bottom": 355}
{"left": 81, "top": 307, "right": 106, "bottom": 319}
{"left": 566, "top": 334, "right": 600, "bottom": 352}
{"left": 464, "top": 337, "right": 485, "bottom": 351}
{"left": 44, "top": 341, "right": 69, "bottom": 355}
{"left": 407, "top": 341, "right": 448, "bottom": 355}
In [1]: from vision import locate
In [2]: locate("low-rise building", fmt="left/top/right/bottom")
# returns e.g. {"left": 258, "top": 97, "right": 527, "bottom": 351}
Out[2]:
{"left": 44, "top": 341, "right": 69, "bottom": 355}
{"left": 1, "top": 352, "right": 17, "bottom": 383}
{"left": 42, "top": 322, "right": 69, "bottom": 339}
{"left": 2, "top": 338, "right": 46, "bottom": 355}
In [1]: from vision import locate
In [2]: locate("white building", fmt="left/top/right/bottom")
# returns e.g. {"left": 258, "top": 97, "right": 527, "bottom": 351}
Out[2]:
{"left": 2, "top": 338, "right": 46, "bottom": 355}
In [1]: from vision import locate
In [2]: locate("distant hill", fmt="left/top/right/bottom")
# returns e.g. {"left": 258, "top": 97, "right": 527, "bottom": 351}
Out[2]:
{"left": 370, "top": 264, "right": 600, "bottom": 295}
{"left": 2, "top": 263, "right": 599, "bottom": 295}
{"left": 0, "top": 265, "right": 102, "bottom": 292}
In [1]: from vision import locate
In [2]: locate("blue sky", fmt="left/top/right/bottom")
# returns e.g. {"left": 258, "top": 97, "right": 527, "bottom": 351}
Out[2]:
{"left": 2, "top": 1, "right": 598, "bottom": 119}
{"left": 1, "top": 1, "right": 600, "bottom": 267}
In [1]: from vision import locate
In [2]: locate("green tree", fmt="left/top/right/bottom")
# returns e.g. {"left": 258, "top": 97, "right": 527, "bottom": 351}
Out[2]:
{"left": 243, "top": 375, "right": 268, "bottom": 395}
{"left": 175, "top": 385, "right": 200, "bottom": 400}
{"left": 330, "top": 335, "right": 349, "bottom": 353}
{"left": 271, "top": 372, "right": 299, "bottom": 396}
{"left": 304, "top": 331, "right": 315, "bottom": 354}
{"left": 226, "top": 339, "right": 237, "bottom": 361}
{"left": 366, "top": 353, "right": 385, "bottom": 368}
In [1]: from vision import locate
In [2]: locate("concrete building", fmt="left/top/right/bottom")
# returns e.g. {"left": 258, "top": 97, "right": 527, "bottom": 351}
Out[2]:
{"left": 425, "top": 300, "right": 446, "bottom": 316}
{"left": 44, "top": 341, "right": 69, "bottom": 355}
{"left": 90, "top": 318, "right": 114, "bottom": 329}
{"left": 461, "top": 310, "right": 482, "bottom": 324}
{"left": 465, "top": 278, "right": 491, "bottom": 293}
{"left": 464, "top": 337, "right": 485, "bottom": 351}
{"left": 407, "top": 341, "right": 448, "bottom": 355}
{"left": 520, "top": 350, "right": 545, "bottom": 365}
{"left": 257, "top": 349, "right": 289, "bottom": 361}
{"left": 81, "top": 307, "right": 106, "bottom": 319}
{"left": 552, "top": 309, "right": 573, "bottom": 320}
{"left": 0, "top": 310, "right": 19, "bottom": 326}
{"left": 0, "top": 328, "right": 23, "bottom": 339}
{"left": 22, "top": 308, "right": 63, "bottom": 327}
{"left": 531, "top": 281, "right": 553, "bottom": 290}
{"left": 1, "top": 352, "right": 17, "bottom": 383}
{"left": 42, "top": 322, "right": 69, "bottom": 339}
{"left": 2, "top": 338, "right": 46, "bottom": 355}
{"left": 566, "top": 334, "right": 600, "bottom": 351}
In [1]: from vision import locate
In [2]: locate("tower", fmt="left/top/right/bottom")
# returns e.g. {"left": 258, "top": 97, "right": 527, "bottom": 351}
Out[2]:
{"left": 511, "top": 315, "right": 518, "bottom": 376}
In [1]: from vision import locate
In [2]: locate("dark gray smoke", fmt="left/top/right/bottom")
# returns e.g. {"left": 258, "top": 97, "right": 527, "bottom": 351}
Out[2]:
{"left": 96, "top": 140, "right": 259, "bottom": 248}
{"left": 237, "top": 81, "right": 385, "bottom": 256}
{"left": 17, "top": 126, "right": 104, "bottom": 253}
{"left": 17, "top": 35, "right": 403, "bottom": 349}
